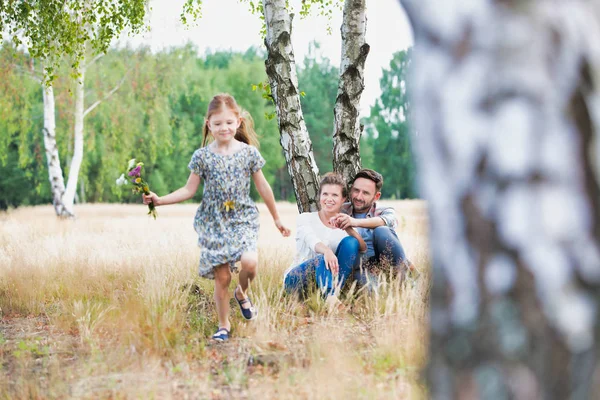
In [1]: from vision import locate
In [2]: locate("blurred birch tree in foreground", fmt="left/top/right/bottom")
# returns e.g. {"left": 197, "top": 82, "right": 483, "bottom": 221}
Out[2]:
{"left": 401, "top": 0, "right": 600, "bottom": 397}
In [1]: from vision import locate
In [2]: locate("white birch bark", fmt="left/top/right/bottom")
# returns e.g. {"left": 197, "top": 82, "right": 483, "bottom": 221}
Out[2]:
{"left": 332, "top": 0, "right": 369, "bottom": 182}
{"left": 401, "top": 0, "right": 600, "bottom": 397}
{"left": 263, "top": 0, "right": 321, "bottom": 212}
{"left": 62, "top": 62, "right": 85, "bottom": 214}
{"left": 42, "top": 84, "right": 72, "bottom": 217}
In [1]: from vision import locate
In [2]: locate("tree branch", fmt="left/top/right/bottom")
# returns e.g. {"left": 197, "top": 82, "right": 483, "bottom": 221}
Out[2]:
{"left": 11, "top": 63, "right": 42, "bottom": 83}
{"left": 84, "top": 53, "right": 104, "bottom": 69}
{"left": 83, "top": 73, "right": 127, "bottom": 118}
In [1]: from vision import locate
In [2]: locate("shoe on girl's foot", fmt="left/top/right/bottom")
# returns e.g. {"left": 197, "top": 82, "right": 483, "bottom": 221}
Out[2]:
{"left": 212, "top": 327, "right": 230, "bottom": 342}
{"left": 234, "top": 285, "right": 258, "bottom": 320}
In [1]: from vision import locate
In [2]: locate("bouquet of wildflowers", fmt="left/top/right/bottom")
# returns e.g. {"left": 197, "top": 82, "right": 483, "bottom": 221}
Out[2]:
{"left": 116, "top": 158, "right": 157, "bottom": 219}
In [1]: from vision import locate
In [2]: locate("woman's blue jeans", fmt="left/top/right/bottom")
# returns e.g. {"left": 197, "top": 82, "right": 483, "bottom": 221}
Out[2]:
{"left": 284, "top": 236, "right": 361, "bottom": 298}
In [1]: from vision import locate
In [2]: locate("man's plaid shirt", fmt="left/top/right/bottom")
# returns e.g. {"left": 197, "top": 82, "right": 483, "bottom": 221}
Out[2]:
{"left": 340, "top": 202, "right": 398, "bottom": 229}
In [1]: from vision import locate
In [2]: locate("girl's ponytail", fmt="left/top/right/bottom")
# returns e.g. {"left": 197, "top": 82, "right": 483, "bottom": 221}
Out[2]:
{"left": 236, "top": 109, "right": 260, "bottom": 148}
{"left": 202, "top": 120, "right": 211, "bottom": 147}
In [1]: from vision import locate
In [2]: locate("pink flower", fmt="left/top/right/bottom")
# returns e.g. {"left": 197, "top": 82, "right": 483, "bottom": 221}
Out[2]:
{"left": 128, "top": 166, "right": 141, "bottom": 177}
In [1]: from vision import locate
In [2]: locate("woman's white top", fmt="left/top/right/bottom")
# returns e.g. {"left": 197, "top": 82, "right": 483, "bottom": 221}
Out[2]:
{"left": 283, "top": 212, "right": 348, "bottom": 280}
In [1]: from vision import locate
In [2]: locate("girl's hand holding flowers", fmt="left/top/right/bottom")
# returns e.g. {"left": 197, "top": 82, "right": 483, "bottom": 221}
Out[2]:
{"left": 143, "top": 192, "right": 160, "bottom": 206}
{"left": 116, "top": 158, "right": 158, "bottom": 219}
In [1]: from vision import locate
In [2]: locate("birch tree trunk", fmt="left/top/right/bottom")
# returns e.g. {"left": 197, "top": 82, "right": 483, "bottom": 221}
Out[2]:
{"left": 62, "top": 62, "right": 85, "bottom": 214}
{"left": 332, "top": 0, "right": 369, "bottom": 182}
{"left": 263, "top": 0, "right": 321, "bottom": 212}
{"left": 42, "top": 84, "right": 72, "bottom": 217}
{"left": 401, "top": 0, "right": 600, "bottom": 397}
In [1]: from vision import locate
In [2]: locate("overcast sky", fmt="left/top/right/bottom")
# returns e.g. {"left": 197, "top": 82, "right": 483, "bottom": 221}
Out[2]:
{"left": 125, "top": 0, "right": 413, "bottom": 116}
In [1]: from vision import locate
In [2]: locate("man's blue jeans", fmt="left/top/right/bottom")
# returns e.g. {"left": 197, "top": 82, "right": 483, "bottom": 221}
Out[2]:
{"left": 354, "top": 226, "right": 407, "bottom": 286}
{"left": 284, "top": 236, "right": 360, "bottom": 297}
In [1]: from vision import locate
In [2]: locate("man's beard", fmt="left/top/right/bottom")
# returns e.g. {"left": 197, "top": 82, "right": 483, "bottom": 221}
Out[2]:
{"left": 352, "top": 199, "right": 371, "bottom": 213}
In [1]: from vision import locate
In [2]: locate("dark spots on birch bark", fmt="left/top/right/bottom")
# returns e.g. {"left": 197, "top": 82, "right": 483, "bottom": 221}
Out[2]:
{"left": 569, "top": 60, "right": 600, "bottom": 241}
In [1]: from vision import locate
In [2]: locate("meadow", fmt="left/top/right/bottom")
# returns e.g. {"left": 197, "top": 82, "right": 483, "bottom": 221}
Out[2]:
{"left": 0, "top": 200, "right": 430, "bottom": 399}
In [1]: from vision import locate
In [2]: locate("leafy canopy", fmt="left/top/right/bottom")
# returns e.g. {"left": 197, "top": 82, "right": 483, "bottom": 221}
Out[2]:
{"left": 0, "top": 0, "right": 149, "bottom": 81}
{"left": 240, "top": 0, "right": 343, "bottom": 37}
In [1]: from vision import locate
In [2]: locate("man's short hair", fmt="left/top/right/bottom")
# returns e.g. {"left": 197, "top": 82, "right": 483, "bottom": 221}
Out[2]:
{"left": 353, "top": 169, "right": 383, "bottom": 192}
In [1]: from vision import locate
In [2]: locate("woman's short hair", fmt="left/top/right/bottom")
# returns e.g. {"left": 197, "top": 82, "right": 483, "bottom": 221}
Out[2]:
{"left": 319, "top": 172, "right": 348, "bottom": 198}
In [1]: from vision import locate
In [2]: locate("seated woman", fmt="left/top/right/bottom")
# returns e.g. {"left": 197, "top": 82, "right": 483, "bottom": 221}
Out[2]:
{"left": 284, "top": 173, "right": 366, "bottom": 297}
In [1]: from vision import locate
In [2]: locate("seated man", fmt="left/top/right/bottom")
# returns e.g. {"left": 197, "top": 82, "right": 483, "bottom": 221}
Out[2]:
{"left": 332, "top": 169, "right": 413, "bottom": 284}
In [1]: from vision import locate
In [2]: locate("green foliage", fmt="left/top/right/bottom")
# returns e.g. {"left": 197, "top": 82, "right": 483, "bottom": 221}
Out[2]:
{"left": 251, "top": 81, "right": 276, "bottom": 120}
{"left": 0, "top": 45, "right": 51, "bottom": 209}
{"left": 363, "top": 48, "right": 417, "bottom": 199}
{"left": 0, "top": 0, "right": 149, "bottom": 82}
{"left": 181, "top": 0, "right": 203, "bottom": 26}
{"left": 239, "top": 1, "right": 266, "bottom": 38}
{"left": 13, "top": 339, "right": 49, "bottom": 359}
{"left": 251, "top": 81, "right": 274, "bottom": 103}
{"left": 241, "top": 0, "right": 342, "bottom": 37}
{"left": 0, "top": 45, "right": 34, "bottom": 167}
{"left": 298, "top": 0, "right": 344, "bottom": 18}
{"left": 0, "top": 146, "right": 51, "bottom": 209}
{"left": 0, "top": 40, "right": 416, "bottom": 209}
{"left": 298, "top": 0, "right": 344, "bottom": 34}
{"left": 0, "top": 44, "right": 289, "bottom": 209}
{"left": 299, "top": 42, "right": 338, "bottom": 174}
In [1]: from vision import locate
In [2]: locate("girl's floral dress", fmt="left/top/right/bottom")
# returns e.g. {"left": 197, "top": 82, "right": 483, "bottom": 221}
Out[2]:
{"left": 188, "top": 143, "right": 265, "bottom": 279}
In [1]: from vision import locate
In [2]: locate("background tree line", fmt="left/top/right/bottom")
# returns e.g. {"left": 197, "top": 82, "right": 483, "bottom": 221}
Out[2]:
{"left": 0, "top": 42, "right": 415, "bottom": 210}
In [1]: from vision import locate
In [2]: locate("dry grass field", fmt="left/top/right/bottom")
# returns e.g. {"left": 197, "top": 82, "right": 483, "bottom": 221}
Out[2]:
{"left": 0, "top": 200, "right": 430, "bottom": 399}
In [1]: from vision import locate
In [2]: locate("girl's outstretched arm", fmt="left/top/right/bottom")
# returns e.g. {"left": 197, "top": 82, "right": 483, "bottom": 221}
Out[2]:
{"left": 143, "top": 173, "right": 201, "bottom": 206}
{"left": 252, "top": 170, "right": 291, "bottom": 237}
